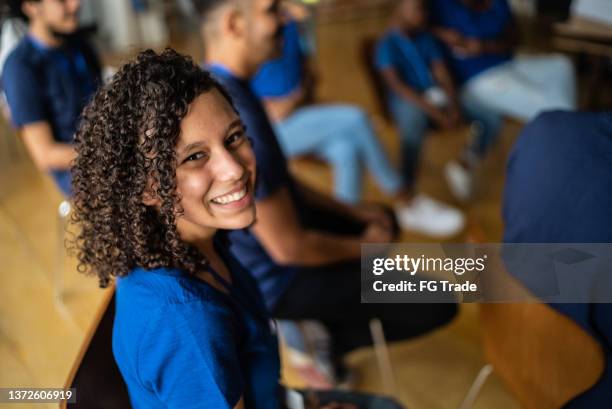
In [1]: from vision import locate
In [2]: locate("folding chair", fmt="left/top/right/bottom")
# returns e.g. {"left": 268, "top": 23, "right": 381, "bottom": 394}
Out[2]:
{"left": 61, "top": 287, "right": 131, "bottom": 409}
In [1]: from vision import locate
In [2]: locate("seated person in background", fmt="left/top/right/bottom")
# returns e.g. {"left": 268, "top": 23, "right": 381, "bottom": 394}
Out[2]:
{"left": 503, "top": 110, "right": 612, "bottom": 407}
{"left": 252, "top": 7, "right": 464, "bottom": 235}
{"left": 0, "top": 9, "right": 27, "bottom": 120}
{"left": 376, "top": 0, "right": 503, "bottom": 201}
{"left": 2, "top": 0, "right": 101, "bottom": 196}
{"left": 197, "top": 0, "right": 458, "bottom": 381}
{"left": 430, "top": 0, "right": 576, "bottom": 122}
{"left": 72, "top": 47, "right": 403, "bottom": 409}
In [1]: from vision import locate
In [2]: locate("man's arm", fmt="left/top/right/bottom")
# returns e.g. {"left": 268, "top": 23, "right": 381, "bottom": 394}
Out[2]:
{"left": 251, "top": 186, "right": 390, "bottom": 266}
{"left": 20, "top": 122, "right": 76, "bottom": 171}
{"left": 430, "top": 60, "right": 461, "bottom": 124}
{"left": 261, "top": 86, "right": 305, "bottom": 122}
{"left": 379, "top": 67, "right": 451, "bottom": 129}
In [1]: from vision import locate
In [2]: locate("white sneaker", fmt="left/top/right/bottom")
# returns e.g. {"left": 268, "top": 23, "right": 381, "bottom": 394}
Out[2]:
{"left": 395, "top": 194, "right": 465, "bottom": 237}
{"left": 445, "top": 160, "right": 474, "bottom": 202}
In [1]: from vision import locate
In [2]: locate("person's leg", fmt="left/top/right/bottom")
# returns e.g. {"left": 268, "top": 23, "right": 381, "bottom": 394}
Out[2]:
{"left": 273, "top": 262, "right": 457, "bottom": 361}
{"left": 460, "top": 92, "right": 504, "bottom": 158}
{"left": 462, "top": 58, "right": 573, "bottom": 122}
{"left": 512, "top": 54, "right": 577, "bottom": 111}
{"left": 387, "top": 94, "right": 429, "bottom": 190}
{"left": 318, "top": 138, "right": 364, "bottom": 203}
{"left": 323, "top": 105, "right": 404, "bottom": 198}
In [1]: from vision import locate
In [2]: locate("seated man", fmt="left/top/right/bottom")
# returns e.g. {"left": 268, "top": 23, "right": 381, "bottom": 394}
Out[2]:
{"left": 196, "top": 0, "right": 457, "bottom": 380}
{"left": 503, "top": 110, "right": 612, "bottom": 407}
{"left": 430, "top": 0, "right": 576, "bottom": 122}
{"left": 2, "top": 0, "right": 101, "bottom": 196}
{"left": 252, "top": 14, "right": 464, "bottom": 236}
{"left": 376, "top": 0, "right": 503, "bottom": 201}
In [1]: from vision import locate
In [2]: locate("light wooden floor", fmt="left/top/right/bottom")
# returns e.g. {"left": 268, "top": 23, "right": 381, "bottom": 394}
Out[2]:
{"left": 0, "top": 10, "right": 523, "bottom": 409}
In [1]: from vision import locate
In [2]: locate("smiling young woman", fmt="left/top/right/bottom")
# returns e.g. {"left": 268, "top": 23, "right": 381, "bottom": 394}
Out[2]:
{"left": 69, "top": 49, "right": 278, "bottom": 409}
{"left": 70, "top": 48, "right": 403, "bottom": 409}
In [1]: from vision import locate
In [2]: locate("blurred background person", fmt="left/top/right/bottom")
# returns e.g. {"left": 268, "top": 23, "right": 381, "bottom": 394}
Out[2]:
{"left": 1, "top": 0, "right": 101, "bottom": 196}
{"left": 252, "top": 4, "right": 465, "bottom": 236}
{"left": 503, "top": 109, "right": 612, "bottom": 407}
{"left": 375, "top": 0, "right": 503, "bottom": 201}
{"left": 197, "top": 0, "right": 458, "bottom": 384}
{"left": 431, "top": 0, "right": 576, "bottom": 122}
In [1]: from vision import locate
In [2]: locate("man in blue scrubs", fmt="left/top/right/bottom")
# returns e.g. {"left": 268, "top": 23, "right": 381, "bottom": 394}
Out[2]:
{"left": 2, "top": 0, "right": 101, "bottom": 196}
{"left": 503, "top": 110, "right": 612, "bottom": 407}
{"left": 430, "top": 0, "right": 576, "bottom": 122}
{"left": 196, "top": 0, "right": 457, "bottom": 379}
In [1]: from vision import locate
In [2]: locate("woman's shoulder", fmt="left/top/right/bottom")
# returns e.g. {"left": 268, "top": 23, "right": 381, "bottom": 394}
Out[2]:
{"left": 115, "top": 266, "right": 227, "bottom": 313}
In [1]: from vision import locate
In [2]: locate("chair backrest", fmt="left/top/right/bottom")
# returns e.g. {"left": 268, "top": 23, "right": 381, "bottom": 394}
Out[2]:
{"left": 359, "top": 37, "right": 392, "bottom": 122}
{"left": 480, "top": 303, "right": 605, "bottom": 409}
{"left": 61, "top": 287, "right": 132, "bottom": 409}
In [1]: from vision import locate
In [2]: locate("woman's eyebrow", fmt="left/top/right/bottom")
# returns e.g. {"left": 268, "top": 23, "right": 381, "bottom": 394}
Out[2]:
{"left": 226, "top": 118, "right": 245, "bottom": 134}
{"left": 180, "top": 141, "right": 203, "bottom": 154}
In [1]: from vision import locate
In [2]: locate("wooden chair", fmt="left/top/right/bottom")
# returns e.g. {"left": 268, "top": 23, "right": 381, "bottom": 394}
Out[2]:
{"left": 479, "top": 302, "right": 605, "bottom": 409}
{"left": 61, "top": 287, "right": 132, "bottom": 409}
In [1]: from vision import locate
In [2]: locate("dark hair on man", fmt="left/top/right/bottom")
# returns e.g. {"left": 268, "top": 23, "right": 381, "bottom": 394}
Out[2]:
{"left": 70, "top": 48, "right": 236, "bottom": 287}
{"left": 192, "top": 0, "right": 227, "bottom": 16}
{"left": 6, "top": 0, "right": 29, "bottom": 20}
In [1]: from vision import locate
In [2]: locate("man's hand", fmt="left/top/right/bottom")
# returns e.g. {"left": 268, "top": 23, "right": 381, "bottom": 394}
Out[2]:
{"left": 350, "top": 202, "right": 393, "bottom": 231}
{"left": 453, "top": 38, "right": 484, "bottom": 57}
{"left": 361, "top": 221, "right": 393, "bottom": 244}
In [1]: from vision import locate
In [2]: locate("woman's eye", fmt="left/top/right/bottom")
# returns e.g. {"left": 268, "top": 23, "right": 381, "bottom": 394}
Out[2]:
{"left": 183, "top": 152, "right": 206, "bottom": 163}
{"left": 226, "top": 131, "right": 246, "bottom": 148}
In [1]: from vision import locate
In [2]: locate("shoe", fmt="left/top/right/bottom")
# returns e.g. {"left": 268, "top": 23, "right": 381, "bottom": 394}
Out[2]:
{"left": 395, "top": 194, "right": 465, "bottom": 237}
{"left": 445, "top": 160, "right": 474, "bottom": 202}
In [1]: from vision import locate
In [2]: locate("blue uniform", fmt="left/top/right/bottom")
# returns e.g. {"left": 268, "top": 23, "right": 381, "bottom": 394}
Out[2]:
{"left": 251, "top": 21, "right": 303, "bottom": 98}
{"left": 375, "top": 29, "right": 443, "bottom": 92}
{"left": 112, "top": 235, "right": 282, "bottom": 409}
{"left": 430, "top": 0, "right": 513, "bottom": 84}
{"left": 503, "top": 111, "right": 612, "bottom": 407}
{"left": 1, "top": 34, "right": 101, "bottom": 195}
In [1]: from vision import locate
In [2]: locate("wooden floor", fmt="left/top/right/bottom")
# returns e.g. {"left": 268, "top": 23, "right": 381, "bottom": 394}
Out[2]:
{"left": 0, "top": 10, "right": 523, "bottom": 409}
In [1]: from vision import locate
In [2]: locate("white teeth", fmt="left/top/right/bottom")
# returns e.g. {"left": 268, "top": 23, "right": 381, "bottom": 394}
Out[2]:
{"left": 212, "top": 188, "right": 247, "bottom": 205}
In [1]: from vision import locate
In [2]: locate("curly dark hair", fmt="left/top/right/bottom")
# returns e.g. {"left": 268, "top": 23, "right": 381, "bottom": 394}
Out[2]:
{"left": 70, "top": 48, "right": 236, "bottom": 287}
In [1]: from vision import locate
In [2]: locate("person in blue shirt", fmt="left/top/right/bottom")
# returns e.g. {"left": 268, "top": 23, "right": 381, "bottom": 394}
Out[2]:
{"left": 430, "top": 0, "right": 576, "bottom": 122}
{"left": 197, "top": 0, "right": 457, "bottom": 384}
{"left": 252, "top": 13, "right": 464, "bottom": 236}
{"left": 70, "top": 48, "right": 402, "bottom": 409}
{"left": 375, "top": 0, "right": 503, "bottom": 201}
{"left": 1, "top": 0, "right": 101, "bottom": 196}
{"left": 503, "top": 110, "right": 612, "bottom": 408}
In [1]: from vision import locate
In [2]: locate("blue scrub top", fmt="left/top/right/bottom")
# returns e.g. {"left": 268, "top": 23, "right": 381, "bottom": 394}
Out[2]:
{"left": 252, "top": 21, "right": 304, "bottom": 98}
{"left": 375, "top": 29, "right": 443, "bottom": 92}
{"left": 207, "top": 64, "right": 302, "bottom": 310}
{"left": 112, "top": 234, "right": 282, "bottom": 409}
{"left": 1, "top": 34, "right": 101, "bottom": 196}
{"left": 503, "top": 111, "right": 612, "bottom": 407}
{"left": 430, "top": 0, "right": 513, "bottom": 84}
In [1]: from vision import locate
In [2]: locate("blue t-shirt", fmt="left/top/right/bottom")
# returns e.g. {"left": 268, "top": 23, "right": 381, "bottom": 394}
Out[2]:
{"left": 503, "top": 111, "right": 612, "bottom": 407}
{"left": 1, "top": 34, "right": 101, "bottom": 196}
{"left": 208, "top": 64, "right": 302, "bottom": 309}
{"left": 112, "top": 236, "right": 282, "bottom": 409}
{"left": 375, "top": 29, "right": 443, "bottom": 92}
{"left": 252, "top": 21, "right": 303, "bottom": 98}
{"left": 430, "top": 0, "right": 513, "bottom": 84}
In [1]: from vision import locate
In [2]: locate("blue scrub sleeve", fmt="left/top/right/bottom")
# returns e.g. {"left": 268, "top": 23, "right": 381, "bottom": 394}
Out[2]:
{"left": 374, "top": 36, "right": 394, "bottom": 70}
{"left": 2, "top": 55, "right": 46, "bottom": 126}
{"left": 137, "top": 300, "right": 244, "bottom": 409}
